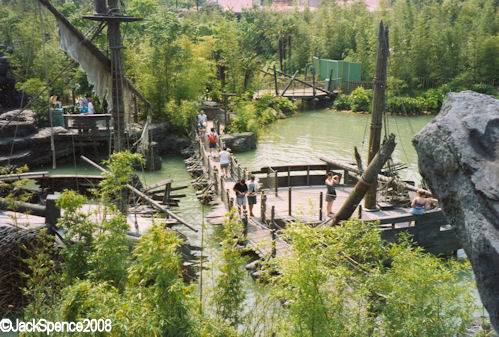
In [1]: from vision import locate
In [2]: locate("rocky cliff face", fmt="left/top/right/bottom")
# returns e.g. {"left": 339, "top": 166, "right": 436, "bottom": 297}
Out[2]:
{"left": 413, "top": 91, "right": 499, "bottom": 332}
{"left": 0, "top": 46, "right": 23, "bottom": 111}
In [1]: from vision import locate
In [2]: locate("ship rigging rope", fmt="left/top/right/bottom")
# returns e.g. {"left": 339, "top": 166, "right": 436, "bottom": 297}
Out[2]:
{"left": 37, "top": 0, "right": 57, "bottom": 169}
{"left": 7, "top": 9, "right": 37, "bottom": 166}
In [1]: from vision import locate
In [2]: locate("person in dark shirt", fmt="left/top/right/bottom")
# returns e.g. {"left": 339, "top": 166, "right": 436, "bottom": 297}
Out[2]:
{"left": 233, "top": 179, "right": 248, "bottom": 212}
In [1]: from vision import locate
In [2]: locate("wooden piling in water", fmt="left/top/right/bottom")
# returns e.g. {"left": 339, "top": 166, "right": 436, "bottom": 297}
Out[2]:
{"left": 261, "top": 193, "right": 267, "bottom": 223}
{"left": 319, "top": 191, "right": 323, "bottom": 221}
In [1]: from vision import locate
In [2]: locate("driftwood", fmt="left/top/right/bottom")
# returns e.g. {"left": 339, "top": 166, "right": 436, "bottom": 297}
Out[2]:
{"left": 319, "top": 156, "right": 432, "bottom": 197}
{"left": 81, "top": 156, "right": 198, "bottom": 232}
{"left": 330, "top": 133, "right": 396, "bottom": 225}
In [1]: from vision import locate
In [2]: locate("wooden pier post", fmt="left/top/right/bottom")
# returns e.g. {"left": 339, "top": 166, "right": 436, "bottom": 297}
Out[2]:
{"left": 213, "top": 169, "right": 218, "bottom": 195}
{"left": 328, "top": 68, "right": 334, "bottom": 92}
{"left": 261, "top": 193, "right": 267, "bottom": 223}
{"left": 242, "top": 211, "right": 248, "bottom": 236}
{"left": 319, "top": 191, "right": 323, "bottom": 221}
{"left": 312, "top": 67, "right": 316, "bottom": 98}
{"left": 332, "top": 134, "right": 396, "bottom": 226}
{"left": 365, "top": 21, "right": 389, "bottom": 210}
{"left": 271, "top": 205, "right": 276, "bottom": 258}
{"left": 45, "top": 194, "right": 60, "bottom": 228}
{"left": 288, "top": 187, "right": 292, "bottom": 216}
{"left": 274, "top": 170, "right": 278, "bottom": 197}
{"left": 273, "top": 65, "right": 278, "bottom": 96}
{"left": 344, "top": 169, "right": 350, "bottom": 185}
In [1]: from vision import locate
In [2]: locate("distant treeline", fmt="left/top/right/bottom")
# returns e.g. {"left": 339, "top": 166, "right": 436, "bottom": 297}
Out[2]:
{"left": 1, "top": 0, "right": 496, "bottom": 128}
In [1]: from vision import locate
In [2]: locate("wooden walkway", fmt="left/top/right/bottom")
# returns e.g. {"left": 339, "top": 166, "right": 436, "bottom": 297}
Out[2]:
{"left": 253, "top": 88, "right": 330, "bottom": 100}
{"left": 202, "top": 124, "right": 292, "bottom": 258}
{"left": 201, "top": 120, "right": 459, "bottom": 256}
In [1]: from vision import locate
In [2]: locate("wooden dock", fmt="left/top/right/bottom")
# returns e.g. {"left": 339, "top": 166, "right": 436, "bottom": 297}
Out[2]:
{"left": 253, "top": 88, "right": 329, "bottom": 100}
{"left": 200, "top": 123, "right": 460, "bottom": 256}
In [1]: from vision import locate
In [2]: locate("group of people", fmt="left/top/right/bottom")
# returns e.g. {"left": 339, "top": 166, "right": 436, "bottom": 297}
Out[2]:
{"left": 49, "top": 94, "right": 62, "bottom": 109}
{"left": 198, "top": 108, "right": 439, "bottom": 221}
{"left": 324, "top": 171, "right": 438, "bottom": 219}
{"left": 197, "top": 110, "right": 208, "bottom": 139}
{"left": 233, "top": 175, "right": 260, "bottom": 217}
{"left": 78, "top": 95, "right": 95, "bottom": 115}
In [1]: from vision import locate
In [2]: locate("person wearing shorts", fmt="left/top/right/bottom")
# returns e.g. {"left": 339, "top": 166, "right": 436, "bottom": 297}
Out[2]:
{"left": 219, "top": 147, "right": 231, "bottom": 178}
{"left": 325, "top": 171, "right": 340, "bottom": 217}
{"left": 246, "top": 175, "right": 259, "bottom": 217}
{"left": 207, "top": 128, "right": 217, "bottom": 154}
{"left": 233, "top": 179, "right": 248, "bottom": 212}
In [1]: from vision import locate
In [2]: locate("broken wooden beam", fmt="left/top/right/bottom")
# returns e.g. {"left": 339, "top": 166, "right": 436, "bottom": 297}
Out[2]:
{"left": 331, "top": 133, "right": 396, "bottom": 225}
{"left": 81, "top": 156, "right": 198, "bottom": 232}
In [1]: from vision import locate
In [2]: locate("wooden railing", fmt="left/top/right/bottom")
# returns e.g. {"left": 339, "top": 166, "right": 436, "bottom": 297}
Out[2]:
{"left": 63, "top": 114, "right": 112, "bottom": 131}
{"left": 254, "top": 163, "right": 355, "bottom": 190}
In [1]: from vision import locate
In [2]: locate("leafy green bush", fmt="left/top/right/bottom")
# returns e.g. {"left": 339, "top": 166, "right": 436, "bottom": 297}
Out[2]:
{"left": 471, "top": 83, "right": 497, "bottom": 95}
{"left": 165, "top": 100, "right": 199, "bottom": 135}
{"left": 15, "top": 78, "right": 49, "bottom": 126}
{"left": 421, "top": 88, "right": 445, "bottom": 113}
{"left": 270, "top": 220, "right": 476, "bottom": 337}
{"left": 273, "top": 96, "right": 297, "bottom": 116}
{"left": 332, "top": 95, "right": 351, "bottom": 110}
{"left": 387, "top": 96, "right": 425, "bottom": 115}
{"left": 349, "top": 87, "right": 373, "bottom": 112}
{"left": 229, "top": 95, "right": 297, "bottom": 135}
{"left": 213, "top": 208, "right": 247, "bottom": 326}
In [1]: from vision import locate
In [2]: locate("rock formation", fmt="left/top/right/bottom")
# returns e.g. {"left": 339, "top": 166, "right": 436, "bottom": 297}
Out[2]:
{"left": 0, "top": 46, "right": 23, "bottom": 111}
{"left": 221, "top": 132, "right": 256, "bottom": 153}
{"left": 413, "top": 91, "right": 499, "bottom": 332}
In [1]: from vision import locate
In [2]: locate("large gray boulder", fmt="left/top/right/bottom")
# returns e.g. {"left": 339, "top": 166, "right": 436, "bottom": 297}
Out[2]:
{"left": 412, "top": 91, "right": 499, "bottom": 332}
{"left": 148, "top": 122, "right": 190, "bottom": 155}
{"left": 221, "top": 132, "right": 256, "bottom": 153}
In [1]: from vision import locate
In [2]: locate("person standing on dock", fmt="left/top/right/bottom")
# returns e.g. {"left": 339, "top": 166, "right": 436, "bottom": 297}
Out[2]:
{"left": 207, "top": 128, "right": 217, "bottom": 154}
{"left": 219, "top": 147, "right": 231, "bottom": 178}
{"left": 246, "top": 175, "right": 259, "bottom": 217}
{"left": 198, "top": 110, "right": 207, "bottom": 126}
{"left": 325, "top": 171, "right": 340, "bottom": 217}
{"left": 87, "top": 100, "right": 95, "bottom": 114}
{"left": 233, "top": 178, "right": 248, "bottom": 213}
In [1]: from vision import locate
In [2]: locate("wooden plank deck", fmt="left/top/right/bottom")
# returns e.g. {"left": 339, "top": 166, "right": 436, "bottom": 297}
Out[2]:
{"left": 253, "top": 88, "right": 329, "bottom": 100}
{"left": 201, "top": 119, "right": 457, "bottom": 257}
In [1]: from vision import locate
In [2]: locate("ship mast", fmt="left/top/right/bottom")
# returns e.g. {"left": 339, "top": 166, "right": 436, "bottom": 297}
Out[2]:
{"left": 83, "top": 0, "right": 142, "bottom": 152}
{"left": 364, "top": 21, "right": 389, "bottom": 211}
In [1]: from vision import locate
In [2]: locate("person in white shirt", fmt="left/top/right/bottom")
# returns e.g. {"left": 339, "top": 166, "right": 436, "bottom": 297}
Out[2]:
{"left": 199, "top": 110, "right": 207, "bottom": 126}
{"left": 87, "top": 101, "right": 95, "bottom": 114}
{"left": 218, "top": 147, "right": 231, "bottom": 178}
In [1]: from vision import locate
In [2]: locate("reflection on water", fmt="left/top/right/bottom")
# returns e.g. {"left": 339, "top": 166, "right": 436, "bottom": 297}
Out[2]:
{"left": 237, "top": 109, "right": 434, "bottom": 184}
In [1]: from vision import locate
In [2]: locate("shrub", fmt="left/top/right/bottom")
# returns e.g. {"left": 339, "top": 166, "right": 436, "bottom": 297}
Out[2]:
{"left": 270, "top": 220, "right": 476, "bottom": 337}
{"left": 386, "top": 96, "right": 425, "bottom": 115}
{"left": 165, "top": 100, "right": 199, "bottom": 135}
{"left": 349, "top": 87, "right": 373, "bottom": 112}
{"left": 332, "top": 95, "right": 351, "bottom": 110}
{"left": 421, "top": 88, "right": 445, "bottom": 113}
{"left": 272, "top": 96, "right": 297, "bottom": 116}
{"left": 471, "top": 83, "right": 497, "bottom": 95}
